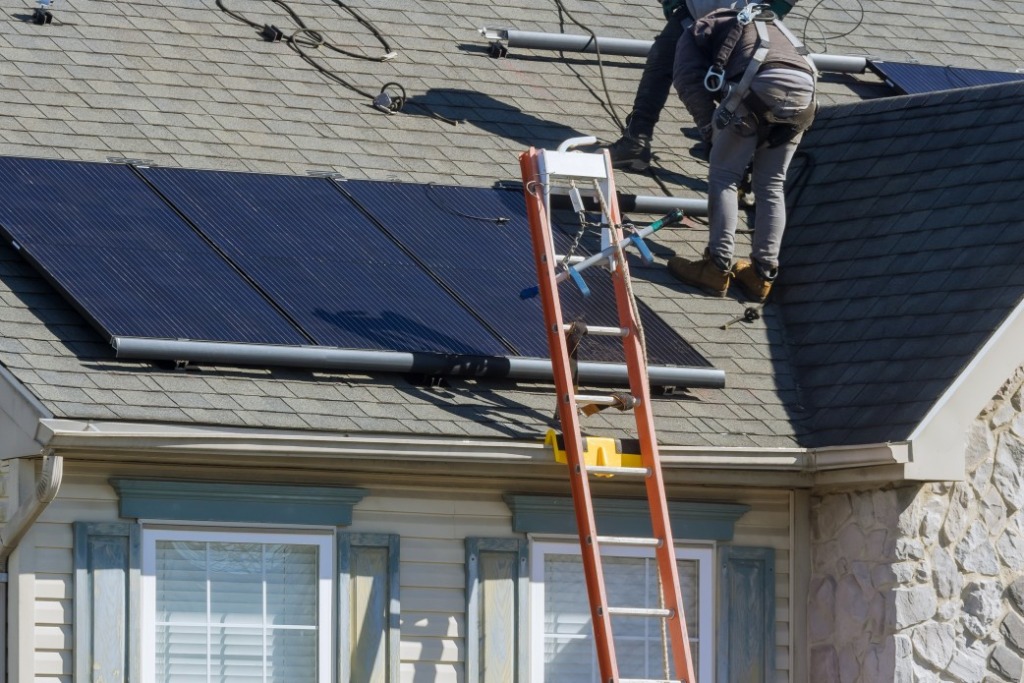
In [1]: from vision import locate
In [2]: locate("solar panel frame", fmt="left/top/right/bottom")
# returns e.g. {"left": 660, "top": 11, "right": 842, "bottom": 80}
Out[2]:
{"left": 0, "top": 157, "right": 310, "bottom": 345}
{"left": 869, "top": 60, "right": 1024, "bottom": 95}
{"left": 138, "top": 167, "right": 512, "bottom": 357}
{"left": 338, "top": 180, "right": 711, "bottom": 368}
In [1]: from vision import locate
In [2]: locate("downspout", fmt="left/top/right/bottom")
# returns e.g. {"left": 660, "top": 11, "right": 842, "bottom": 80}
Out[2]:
{"left": 0, "top": 451, "right": 63, "bottom": 683}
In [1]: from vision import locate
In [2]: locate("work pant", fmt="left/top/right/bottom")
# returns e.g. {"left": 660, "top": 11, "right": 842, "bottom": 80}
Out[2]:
{"left": 706, "top": 68, "right": 814, "bottom": 271}
{"left": 627, "top": 9, "right": 688, "bottom": 138}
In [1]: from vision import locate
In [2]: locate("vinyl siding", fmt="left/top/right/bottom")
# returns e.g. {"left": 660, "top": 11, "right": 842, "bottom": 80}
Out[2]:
{"left": 17, "top": 467, "right": 794, "bottom": 683}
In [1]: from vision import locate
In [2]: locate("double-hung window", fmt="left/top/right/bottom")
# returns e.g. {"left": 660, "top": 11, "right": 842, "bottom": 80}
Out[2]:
{"left": 529, "top": 539, "right": 714, "bottom": 683}
{"left": 140, "top": 528, "right": 334, "bottom": 683}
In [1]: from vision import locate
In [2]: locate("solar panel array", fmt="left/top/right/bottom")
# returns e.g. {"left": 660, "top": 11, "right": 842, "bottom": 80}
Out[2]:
{"left": 0, "top": 156, "right": 712, "bottom": 373}
{"left": 869, "top": 61, "right": 1024, "bottom": 95}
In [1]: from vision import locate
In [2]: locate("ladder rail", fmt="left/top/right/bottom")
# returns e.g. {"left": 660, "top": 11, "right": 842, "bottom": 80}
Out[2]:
{"left": 520, "top": 148, "right": 620, "bottom": 681}
{"left": 602, "top": 163, "right": 697, "bottom": 683}
{"left": 520, "top": 146, "right": 696, "bottom": 683}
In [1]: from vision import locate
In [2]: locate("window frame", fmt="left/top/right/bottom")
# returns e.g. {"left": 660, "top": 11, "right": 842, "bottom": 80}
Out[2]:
{"left": 139, "top": 526, "right": 335, "bottom": 683}
{"left": 528, "top": 538, "right": 714, "bottom": 683}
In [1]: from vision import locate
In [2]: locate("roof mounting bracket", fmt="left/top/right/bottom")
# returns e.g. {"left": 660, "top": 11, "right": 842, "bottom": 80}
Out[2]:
{"left": 261, "top": 24, "right": 284, "bottom": 42}
{"left": 32, "top": 6, "right": 52, "bottom": 24}
{"left": 488, "top": 41, "right": 508, "bottom": 58}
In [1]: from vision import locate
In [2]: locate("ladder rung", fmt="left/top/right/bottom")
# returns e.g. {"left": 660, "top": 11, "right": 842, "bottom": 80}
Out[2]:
{"left": 586, "top": 465, "right": 650, "bottom": 477}
{"left": 595, "top": 535, "right": 662, "bottom": 548}
{"left": 577, "top": 393, "right": 636, "bottom": 407}
{"left": 561, "top": 324, "right": 629, "bottom": 337}
{"left": 606, "top": 606, "right": 674, "bottom": 618}
{"left": 554, "top": 253, "right": 586, "bottom": 264}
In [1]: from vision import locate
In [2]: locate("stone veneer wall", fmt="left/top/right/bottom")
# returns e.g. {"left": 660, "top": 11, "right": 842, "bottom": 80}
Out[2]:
{"left": 809, "top": 366, "right": 1024, "bottom": 682}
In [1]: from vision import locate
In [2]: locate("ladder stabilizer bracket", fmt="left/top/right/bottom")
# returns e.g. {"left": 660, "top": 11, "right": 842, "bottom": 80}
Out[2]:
{"left": 567, "top": 265, "right": 590, "bottom": 296}
{"left": 628, "top": 233, "right": 654, "bottom": 265}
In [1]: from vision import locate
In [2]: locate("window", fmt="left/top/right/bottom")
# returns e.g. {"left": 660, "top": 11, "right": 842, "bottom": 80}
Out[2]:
{"left": 529, "top": 540, "right": 713, "bottom": 683}
{"left": 140, "top": 528, "right": 334, "bottom": 683}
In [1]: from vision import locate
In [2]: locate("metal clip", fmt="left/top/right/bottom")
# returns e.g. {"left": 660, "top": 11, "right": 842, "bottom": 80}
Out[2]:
{"left": 704, "top": 66, "right": 726, "bottom": 92}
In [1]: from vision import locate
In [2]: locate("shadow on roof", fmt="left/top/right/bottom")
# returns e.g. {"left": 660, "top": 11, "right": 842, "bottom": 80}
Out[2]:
{"left": 403, "top": 88, "right": 586, "bottom": 150}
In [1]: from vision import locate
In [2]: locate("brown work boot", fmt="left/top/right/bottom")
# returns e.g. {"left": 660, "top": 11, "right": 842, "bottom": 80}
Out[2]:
{"left": 733, "top": 259, "right": 775, "bottom": 303}
{"left": 667, "top": 255, "right": 731, "bottom": 297}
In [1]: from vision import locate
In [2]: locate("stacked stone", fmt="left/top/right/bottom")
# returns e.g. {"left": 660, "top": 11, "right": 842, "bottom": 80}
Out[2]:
{"left": 809, "top": 367, "right": 1024, "bottom": 682}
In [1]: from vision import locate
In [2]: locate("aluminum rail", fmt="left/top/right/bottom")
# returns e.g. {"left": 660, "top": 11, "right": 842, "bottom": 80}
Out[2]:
{"left": 113, "top": 337, "right": 726, "bottom": 388}
{"left": 551, "top": 193, "right": 708, "bottom": 216}
{"left": 480, "top": 27, "right": 869, "bottom": 73}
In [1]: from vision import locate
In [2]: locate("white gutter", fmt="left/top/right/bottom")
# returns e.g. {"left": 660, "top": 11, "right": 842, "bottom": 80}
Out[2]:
{"left": 0, "top": 451, "right": 63, "bottom": 567}
{"left": 34, "top": 418, "right": 910, "bottom": 477}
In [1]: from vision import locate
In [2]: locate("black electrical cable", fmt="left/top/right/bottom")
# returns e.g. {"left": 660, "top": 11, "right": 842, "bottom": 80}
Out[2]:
{"left": 215, "top": 0, "right": 458, "bottom": 125}
{"left": 551, "top": 0, "right": 626, "bottom": 132}
{"left": 329, "top": 0, "right": 394, "bottom": 58}
{"left": 795, "top": 0, "right": 865, "bottom": 53}
{"left": 424, "top": 183, "right": 510, "bottom": 224}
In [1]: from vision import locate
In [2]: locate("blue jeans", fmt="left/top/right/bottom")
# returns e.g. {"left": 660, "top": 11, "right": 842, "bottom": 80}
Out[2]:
{"left": 627, "top": 9, "right": 688, "bottom": 138}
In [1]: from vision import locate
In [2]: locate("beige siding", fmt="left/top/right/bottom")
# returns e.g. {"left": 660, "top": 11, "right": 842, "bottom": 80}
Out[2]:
{"left": 352, "top": 491, "right": 514, "bottom": 683}
{"left": 18, "top": 466, "right": 794, "bottom": 683}
{"left": 26, "top": 468, "right": 120, "bottom": 683}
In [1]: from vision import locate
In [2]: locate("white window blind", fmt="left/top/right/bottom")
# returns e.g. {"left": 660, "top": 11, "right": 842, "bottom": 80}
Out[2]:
{"left": 142, "top": 529, "right": 333, "bottom": 683}
{"left": 531, "top": 541, "right": 713, "bottom": 683}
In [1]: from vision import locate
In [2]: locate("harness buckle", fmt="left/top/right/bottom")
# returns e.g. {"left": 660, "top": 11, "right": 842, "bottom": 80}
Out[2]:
{"left": 738, "top": 3, "right": 773, "bottom": 25}
{"left": 704, "top": 66, "right": 726, "bottom": 92}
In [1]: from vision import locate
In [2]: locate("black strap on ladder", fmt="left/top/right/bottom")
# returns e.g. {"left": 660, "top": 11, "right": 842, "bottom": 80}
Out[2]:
{"left": 519, "top": 141, "right": 696, "bottom": 683}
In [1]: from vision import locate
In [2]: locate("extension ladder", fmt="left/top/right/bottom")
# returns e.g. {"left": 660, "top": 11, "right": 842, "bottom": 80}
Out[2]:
{"left": 519, "top": 139, "right": 696, "bottom": 683}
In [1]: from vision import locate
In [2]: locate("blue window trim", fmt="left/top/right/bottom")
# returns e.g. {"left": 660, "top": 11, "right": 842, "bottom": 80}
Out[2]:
{"left": 717, "top": 545, "right": 776, "bottom": 683}
{"left": 73, "top": 521, "right": 140, "bottom": 683}
{"left": 110, "top": 478, "right": 367, "bottom": 526}
{"left": 466, "top": 538, "right": 529, "bottom": 683}
{"left": 504, "top": 494, "right": 749, "bottom": 541}
{"left": 338, "top": 531, "right": 401, "bottom": 683}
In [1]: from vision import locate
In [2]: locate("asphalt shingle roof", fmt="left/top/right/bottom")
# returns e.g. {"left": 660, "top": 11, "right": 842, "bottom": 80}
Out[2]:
{"left": 0, "top": 0, "right": 1022, "bottom": 451}
{"left": 780, "top": 81, "right": 1024, "bottom": 446}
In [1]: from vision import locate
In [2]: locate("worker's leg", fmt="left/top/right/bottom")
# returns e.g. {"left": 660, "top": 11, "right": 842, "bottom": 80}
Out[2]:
{"left": 748, "top": 135, "right": 801, "bottom": 270}
{"left": 626, "top": 13, "right": 685, "bottom": 139}
{"left": 607, "top": 12, "right": 685, "bottom": 170}
{"left": 707, "top": 117, "right": 759, "bottom": 268}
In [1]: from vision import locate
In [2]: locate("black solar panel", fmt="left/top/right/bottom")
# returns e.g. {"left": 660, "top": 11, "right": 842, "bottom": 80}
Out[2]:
{"left": 869, "top": 60, "right": 1024, "bottom": 95}
{"left": 0, "top": 157, "right": 308, "bottom": 345}
{"left": 0, "top": 156, "right": 714, "bottom": 378}
{"left": 139, "top": 167, "right": 510, "bottom": 357}
{"left": 339, "top": 181, "right": 710, "bottom": 368}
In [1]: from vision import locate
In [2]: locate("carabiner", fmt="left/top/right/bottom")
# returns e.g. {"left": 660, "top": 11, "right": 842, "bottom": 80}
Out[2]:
{"left": 704, "top": 66, "right": 726, "bottom": 92}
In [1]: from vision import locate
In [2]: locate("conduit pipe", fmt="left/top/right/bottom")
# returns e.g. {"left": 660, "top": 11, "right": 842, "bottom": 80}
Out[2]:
{"left": 112, "top": 337, "right": 727, "bottom": 388}
{"left": 551, "top": 193, "right": 708, "bottom": 216}
{"left": 480, "top": 28, "right": 869, "bottom": 73}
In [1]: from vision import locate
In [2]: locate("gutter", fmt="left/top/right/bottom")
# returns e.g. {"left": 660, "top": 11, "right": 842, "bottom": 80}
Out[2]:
{"left": 0, "top": 451, "right": 63, "bottom": 567}
{"left": 0, "top": 451, "right": 62, "bottom": 683}
{"left": 35, "top": 418, "right": 910, "bottom": 478}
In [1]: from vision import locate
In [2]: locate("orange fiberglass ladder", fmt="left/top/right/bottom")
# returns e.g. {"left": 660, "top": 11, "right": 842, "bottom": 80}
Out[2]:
{"left": 519, "top": 138, "right": 696, "bottom": 683}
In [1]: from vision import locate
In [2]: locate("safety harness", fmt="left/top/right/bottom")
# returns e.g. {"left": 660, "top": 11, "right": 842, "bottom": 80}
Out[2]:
{"left": 704, "top": 4, "right": 818, "bottom": 146}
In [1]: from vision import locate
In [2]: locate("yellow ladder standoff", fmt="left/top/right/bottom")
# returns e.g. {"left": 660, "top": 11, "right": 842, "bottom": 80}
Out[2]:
{"left": 519, "top": 137, "right": 696, "bottom": 683}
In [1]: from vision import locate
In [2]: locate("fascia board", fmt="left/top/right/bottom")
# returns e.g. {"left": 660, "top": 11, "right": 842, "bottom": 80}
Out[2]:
{"left": 905, "top": 296, "right": 1024, "bottom": 482}
{"left": 38, "top": 418, "right": 902, "bottom": 476}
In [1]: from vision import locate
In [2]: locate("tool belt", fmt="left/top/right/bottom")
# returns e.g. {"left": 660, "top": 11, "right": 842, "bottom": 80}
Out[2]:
{"left": 743, "top": 87, "right": 817, "bottom": 147}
